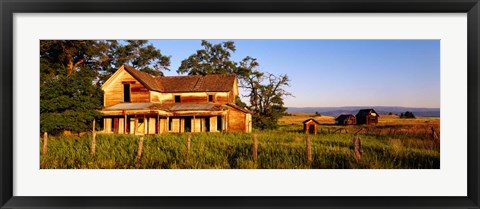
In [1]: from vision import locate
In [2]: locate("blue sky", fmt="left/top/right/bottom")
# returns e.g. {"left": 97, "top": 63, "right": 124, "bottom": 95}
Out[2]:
{"left": 151, "top": 40, "right": 440, "bottom": 108}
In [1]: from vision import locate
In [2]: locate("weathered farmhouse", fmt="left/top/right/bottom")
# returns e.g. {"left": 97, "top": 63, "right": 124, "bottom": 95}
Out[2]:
{"left": 335, "top": 114, "right": 356, "bottom": 125}
{"left": 99, "top": 65, "right": 252, "bottom": 134}
{"left": 303, "top": 118, "right": 320, "bottom": 134}
{"left": 355, "top": 109, "right": 379, "bottom": 125}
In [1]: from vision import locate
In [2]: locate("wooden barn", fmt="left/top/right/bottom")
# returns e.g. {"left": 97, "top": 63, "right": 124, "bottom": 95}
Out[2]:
{"left": 335, "top": 114, "right": 356, "bottom": 125}
{"left": 99, "top": 65, "right": 252, "bottom": 135}
{"left": 303, "top": 118, "right": 320, "bottom": 134}
{"left": 355, "top": 109, "right": 379, "bottom": 125}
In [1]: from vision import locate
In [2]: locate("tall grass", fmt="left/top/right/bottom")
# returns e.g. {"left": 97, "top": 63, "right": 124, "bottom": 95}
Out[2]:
{"left": 40, "top": 129, "right": 440, "bottom": 169}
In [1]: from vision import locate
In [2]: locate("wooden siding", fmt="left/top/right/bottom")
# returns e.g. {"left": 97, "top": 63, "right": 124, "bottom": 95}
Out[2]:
{"left": 104, "top": 118, "right": 112, "bottom": 133}
{"left": 215, "top": 92, "right": 229, "bottom": 104}
{"left": 148, "top": 117, "right": 156, "bottom": 134}
{"left": 209, "top": 116, "right": 218, "bottom": 132}
{"left": 192, "top": 118, "right": 202, "bottom": 132}
{"left": 118, "top": 118, "right": 125, "bottom": 134}
{"left": 245, "top": 114, "right": 252, "bottom": 133}
{"left": 149, "top": 92, "right": 233, "bottom": 104}
{"left": 103, "top": 70, "right": 150, "bottom": 107}
{"left": 227, "top": 108, "right": 246, "bottom": 132}
{"left": 181, "top": 94, "right": 207, "bottom": 103}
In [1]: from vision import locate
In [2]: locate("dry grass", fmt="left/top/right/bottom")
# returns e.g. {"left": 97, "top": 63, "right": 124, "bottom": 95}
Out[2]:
{"left": 279, "top": 113, "right": 335, "bottom": 125}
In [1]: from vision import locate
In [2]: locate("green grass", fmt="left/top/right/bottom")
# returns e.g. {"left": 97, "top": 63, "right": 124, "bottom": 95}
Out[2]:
{"left": 40, "top": 127, "right": 440, "bottom": 169}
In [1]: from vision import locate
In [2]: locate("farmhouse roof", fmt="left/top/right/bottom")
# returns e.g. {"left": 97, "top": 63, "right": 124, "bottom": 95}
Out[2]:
{"left": 102, "top": 102, "right": 228, "bottom": 112}
{"left": 302, "top": 118, "right": 320, "bottom": 125}
{"left": 355, "top": 109, "right": 378, "bottom": 117}
{"left": 123, "top": 65, "right": 164, "bottom": 92}
{"left": 156, "top": 74, "right": 236, "bottom": 92}
{"left": 335, "top": 114, "right": 356, "bottom": 121}
{"left": 122, "top": 65, "right": 236, "bottom": 93}
{"left": 225, "top": 103, "right": 252, "bottom": 113}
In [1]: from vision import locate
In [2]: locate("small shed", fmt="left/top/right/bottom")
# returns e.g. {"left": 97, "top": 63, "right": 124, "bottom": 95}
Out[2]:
{"left": 335, "top": 114, "right": 356, "bottom": 125}
{"left": 303, "top": 118, "right": 321, "bottom": 134}
{"left": 355, "top": 109, "right": 379, "bottom": 125}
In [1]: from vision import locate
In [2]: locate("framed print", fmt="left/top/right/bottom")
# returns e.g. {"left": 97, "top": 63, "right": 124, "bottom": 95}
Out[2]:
{"left": 1, "top": 0, "right": 480, "bottom": 208}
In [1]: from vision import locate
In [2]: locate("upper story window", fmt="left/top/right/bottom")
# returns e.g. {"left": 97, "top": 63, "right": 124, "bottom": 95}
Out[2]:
{"left": 174, "top": 95, "right": 181, "bottom": 103}
{"left": 123, "top": 84, "right": 131, "bottom": 102}
{"left": 208, "top": 95, "right": 214, "bottom": 102}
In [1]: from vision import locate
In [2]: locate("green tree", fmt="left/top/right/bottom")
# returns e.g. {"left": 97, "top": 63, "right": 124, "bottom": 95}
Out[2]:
{"left": 178, "top": 40, "right": 292, "bottom": 129}
{"left": 40, "top": 68, "right": 103, "bottom": 134}
{"left": 40, "top": 40, "right": 170, "bottom": 134}
{"left": 177, "top": 40, "right": 237, "bottom": 75}
{"left": 243, "top": 73, "right": 292, "bottom": 129}
{"left": 98, "top": 40, "right": 171, "bottom": 84}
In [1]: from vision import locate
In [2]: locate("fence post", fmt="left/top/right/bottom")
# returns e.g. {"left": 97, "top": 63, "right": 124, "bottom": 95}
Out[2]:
{"left": 431, "top": 127, "right": 439, "bottom": 142}
{"left": 186, "top": 135, "right": 191, "bottom": 161}
{"left": 253, "top": 134, "right": 258, "bottom": 162}
{"left": 42, "top": 132, "right": 48, "bottom": 155}
{"left": 136, "top": 136, "right": 144, "bottom": 161}
{"left": 90, "top": 120, "right": 96, "bottom": 157}
{"left": 306, "top": 136, "right": 312, "bottom": 162}
{"left": 352, "top": 136, "right": 363, "bottom": 162}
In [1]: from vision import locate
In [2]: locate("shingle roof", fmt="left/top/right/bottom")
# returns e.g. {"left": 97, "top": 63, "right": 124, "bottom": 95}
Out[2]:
{"left": 355, "top": 109, "right": 378, "bottom": 117}
{"left": 156, "top": 74, "right": 236, "bottom": 92}
{"left": 122, "top": 65, "right": 236, "bottom": 93}
{"left": 123, "top": 65, "right": 164, "bottom": 92}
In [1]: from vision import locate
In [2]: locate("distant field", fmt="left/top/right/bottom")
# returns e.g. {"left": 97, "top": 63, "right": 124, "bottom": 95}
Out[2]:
{"left": 40, "top": 113, "right": 440, "bottom": 169}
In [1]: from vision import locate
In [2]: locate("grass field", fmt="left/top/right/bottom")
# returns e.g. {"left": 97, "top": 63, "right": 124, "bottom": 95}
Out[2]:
{"left": 40, "top": 114, "right": 440, "bottom": 169}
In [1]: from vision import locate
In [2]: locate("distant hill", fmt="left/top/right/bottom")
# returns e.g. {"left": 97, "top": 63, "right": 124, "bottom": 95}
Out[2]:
{"left": 286, "top": 106, "right": 440, "bottom": 117}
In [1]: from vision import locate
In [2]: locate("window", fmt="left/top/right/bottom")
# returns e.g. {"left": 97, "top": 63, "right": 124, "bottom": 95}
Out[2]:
{"left": 123, "top": 84, "right": 131, "bottom": 102}
{"left": 208, "top": 95, "right": 214, "bottom": 102}
{"left": 174, "top": 95, "right": 181, "bottom": 103}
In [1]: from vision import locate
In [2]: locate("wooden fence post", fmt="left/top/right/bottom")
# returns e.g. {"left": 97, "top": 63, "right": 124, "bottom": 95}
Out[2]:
{"left": 42, "top": 132, "right": 48, "bottom": 155}
{"left": 186, "top": 135, "right": 191, "bottom": 161}
{"left": 352, "top": 136, "right": 363, "bottom": 162}
{"left": 306, "top": 136, "right": 312, "bottom": 162}
{"left": 90, "top": 120, "right": 96, "bottom": 157}
{"left": 253, "top": 134, "right": 258, "bottom": 162}
{"left": 431, "top": 127, "right": 439, "bottom": 142}
{"left": 136, "top": 136, "right": 144, "bottom": 161}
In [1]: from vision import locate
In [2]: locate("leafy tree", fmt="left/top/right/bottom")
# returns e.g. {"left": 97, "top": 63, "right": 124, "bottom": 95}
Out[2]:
{"left": 178, "top": 40, "right": 292, "bottom": 129}
{"left": 40, "top": 68, "right": 103, "bottom": 134}
{"left": 40, "top": 40, "right": 170, "bottom": 134}
{"left": 98, "top": 40, "right": 171, "bottom": 83}
{"left": 177, "top": 40, "right": 237, "bottom": 75}
{"left": 242, "top": 72, "right": 292, "bottom": 129}
{"left": 400, "top": 111, "right": 416, "bottom": 118}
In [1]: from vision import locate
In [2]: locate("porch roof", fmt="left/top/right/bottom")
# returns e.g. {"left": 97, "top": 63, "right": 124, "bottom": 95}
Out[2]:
{"left": 102, "top": 102, "right": 227, "bottom": 112}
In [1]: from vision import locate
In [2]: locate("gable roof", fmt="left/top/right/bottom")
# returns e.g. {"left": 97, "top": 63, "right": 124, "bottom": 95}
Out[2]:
{"left": 123, "top": 65, "right": 164, "bottom": 92}
{"left": 355, "top": 109, "right": 379, "bottom": 117}
{"left": 335, "top": 114, "right": 356, "bottom": 121}
{"left": 302, "top": 118, "right": 320, "bottom": 125}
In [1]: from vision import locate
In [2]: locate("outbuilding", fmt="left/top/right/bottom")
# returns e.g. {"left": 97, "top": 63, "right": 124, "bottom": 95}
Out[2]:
{"left": 303, "top": 118, "right": 321, "bottom": 134}
{"left": 355, "top": 109, "right": 379, "bottom": 125}
{"left": 335, "top": 114, "right": 356, "bottom": 125}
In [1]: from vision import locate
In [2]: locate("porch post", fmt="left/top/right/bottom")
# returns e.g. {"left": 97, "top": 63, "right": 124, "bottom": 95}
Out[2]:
{"left": 166, "top": 116, "right": 170, "bottom": 132}
{"left": 124, "top": 114, "right": 127, "bottom": 134}
{"left": 157, "top": 113, "right": 160, "bottom": 134}
{"left": 193, "top": 115, "right": 196, "bottom": 132}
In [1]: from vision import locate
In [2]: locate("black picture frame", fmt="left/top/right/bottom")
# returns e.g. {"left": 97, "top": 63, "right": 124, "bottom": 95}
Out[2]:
{"left": 1, "top": 0, "right": 479, "bottom": 208}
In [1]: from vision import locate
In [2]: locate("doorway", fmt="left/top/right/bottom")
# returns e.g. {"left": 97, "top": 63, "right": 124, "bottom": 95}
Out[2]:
{"left": 309, "top": 124, "right": 315, "bottom": 134}
{"left": 184, "top": 117, "right": 192, "bottom": 132}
